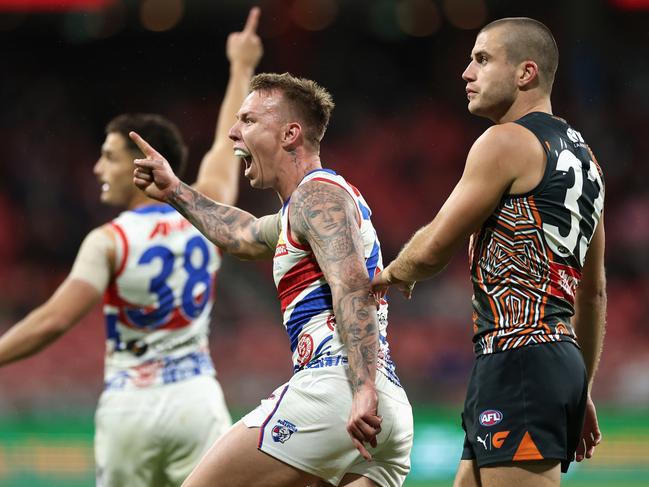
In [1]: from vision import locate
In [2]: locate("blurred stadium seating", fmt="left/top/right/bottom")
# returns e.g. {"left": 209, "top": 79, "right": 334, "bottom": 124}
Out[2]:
{"left": 1, "top": 0, "right": 648, "bottom": 485}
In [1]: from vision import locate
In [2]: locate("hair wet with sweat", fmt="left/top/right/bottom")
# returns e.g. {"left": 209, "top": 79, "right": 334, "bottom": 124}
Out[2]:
{"left": 481, "top": 17, "right": 559, "bottom": 92}
{"left": 106, "top": 113, "right": 189, "bottom": 178}
{"left": 250, "top": 73, "right": 335, "bottom": 147}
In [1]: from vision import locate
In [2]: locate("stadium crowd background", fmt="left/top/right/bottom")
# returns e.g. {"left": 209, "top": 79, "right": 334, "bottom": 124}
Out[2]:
{"left": 0, "top": 0, "right": 648, "bottom": 485}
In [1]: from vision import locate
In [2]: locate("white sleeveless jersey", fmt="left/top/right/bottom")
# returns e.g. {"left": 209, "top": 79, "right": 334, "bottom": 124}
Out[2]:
{"left": 103, "top": 204, "right": 220, "bottom": 390}
{"left": 273, "top": 169, "right": 400, "bottom": 385}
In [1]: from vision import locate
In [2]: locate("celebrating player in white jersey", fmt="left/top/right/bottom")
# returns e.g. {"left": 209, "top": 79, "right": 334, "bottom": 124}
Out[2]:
{"left": 0, "top": 8, "right": 263, "bottom": 487}
{"left": 129, "top": 72, "right": 413, "bottom": 487}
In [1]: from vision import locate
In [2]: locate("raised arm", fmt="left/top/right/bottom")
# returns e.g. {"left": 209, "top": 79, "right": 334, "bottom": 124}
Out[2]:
{"left": 0, "top": 227, "right": 110, "bottom": 366}
{"left": 193, "top": 7, "right": 263, "bottom": 204}
{"left": 131, "top": 131, "right": 277, "bottom": 260}
{"left": 289, "top": 180, "right": 381, "bottom": 461}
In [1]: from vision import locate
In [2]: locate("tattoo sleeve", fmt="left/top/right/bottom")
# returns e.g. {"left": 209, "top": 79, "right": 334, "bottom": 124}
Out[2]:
{"left": 290, "top": 181, "right": 378, "bottom": 393}
{"left": 168, "top": 182, "right": 275, "bottom": 260}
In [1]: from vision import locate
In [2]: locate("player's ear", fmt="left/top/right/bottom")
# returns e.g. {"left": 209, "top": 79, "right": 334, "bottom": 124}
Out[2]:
{"left": 518, "top": 60, "right": 539, "bottom": 89}
{"left": 281, "top": 122, "right": 302, "bottom": 150}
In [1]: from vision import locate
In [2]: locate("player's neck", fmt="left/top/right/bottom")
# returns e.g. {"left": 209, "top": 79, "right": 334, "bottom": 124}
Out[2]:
{"left": 276, "top": 151, "right": 322, "bottom": 202}
{"left": 126, "top": 192, "right": 163, "bottom": 211}
{"left": 495, "top": 95, "right": 552, "bottom": 124}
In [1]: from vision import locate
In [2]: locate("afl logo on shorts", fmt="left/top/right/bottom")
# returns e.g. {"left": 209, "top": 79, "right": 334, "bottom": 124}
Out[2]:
{"left": 271, "top": 419, "right": 298, "bottom": 443}
{"left": 297, "top": 334, "right": 314, "bottom": 366}
{"left": 479, "top": 409, "right": 503, "bottom": 427}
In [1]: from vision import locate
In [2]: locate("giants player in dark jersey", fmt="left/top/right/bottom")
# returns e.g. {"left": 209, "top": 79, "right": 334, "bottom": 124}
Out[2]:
{"left": 372, "top": 17, "right": 605, "bottom": 487}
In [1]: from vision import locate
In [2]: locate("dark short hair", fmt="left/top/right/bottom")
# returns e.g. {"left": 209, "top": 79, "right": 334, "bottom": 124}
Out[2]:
{"left": 105, "top": 113, "right": 188, "bottom": 177}
{"left": 250, "top": 72, "right": 335, "bottom": 147}
{"left": 481, "top": 17, "right": 559, "bottom": 92}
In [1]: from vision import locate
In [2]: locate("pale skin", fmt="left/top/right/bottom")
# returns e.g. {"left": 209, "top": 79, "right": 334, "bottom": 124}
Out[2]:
{"left": 130, "top": 86, "right": 382, "bottom": 487}
{"left": 0, "top": 8, "right": 262, "bottom": 368}
{"left": 372, "top": 24, "right": 605, "bottom": 487}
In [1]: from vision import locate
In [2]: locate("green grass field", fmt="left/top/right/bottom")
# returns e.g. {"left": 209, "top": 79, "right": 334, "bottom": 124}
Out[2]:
{"left": 1, "top": 407, "right": 647, "bottom": 486}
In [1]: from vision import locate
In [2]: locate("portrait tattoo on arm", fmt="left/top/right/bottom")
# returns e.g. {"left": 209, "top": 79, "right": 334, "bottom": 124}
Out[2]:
{"left": 290, "top": 181, "right": 379, "bottom": 392}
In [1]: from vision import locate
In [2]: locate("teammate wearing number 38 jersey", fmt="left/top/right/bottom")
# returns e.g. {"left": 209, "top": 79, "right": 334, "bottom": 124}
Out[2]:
{"left": 0, "top": 9, "right": 263, "bottom": 487}
{"left": 102, "top": 204, "right": 220, "bottom": 391}
{"left": 373, "top": 17, "right": 606, "bottom": 487}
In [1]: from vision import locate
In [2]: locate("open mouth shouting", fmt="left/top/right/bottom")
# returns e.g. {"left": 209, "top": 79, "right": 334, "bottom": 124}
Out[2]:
{"left": 234, "top": 147, "right": 254, "bottom": 178}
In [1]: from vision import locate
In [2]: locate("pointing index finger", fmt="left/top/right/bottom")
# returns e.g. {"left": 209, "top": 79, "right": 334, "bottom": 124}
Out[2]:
{"left": 242, "top": 6, "right": 260, "bottom": 34}
{"left": 129, "top": 131, "right": 161, "bottom": 159}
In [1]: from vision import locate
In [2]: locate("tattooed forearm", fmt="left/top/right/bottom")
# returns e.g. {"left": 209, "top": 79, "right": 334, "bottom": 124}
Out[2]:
{"left": 290, "top": 181, "right": 379, "bottom": 392}
{"left": 168, "top": 182, "right": 269, "bottom": 259}
{"left": 335, "top": 293, "right": 379, "bottom": 392}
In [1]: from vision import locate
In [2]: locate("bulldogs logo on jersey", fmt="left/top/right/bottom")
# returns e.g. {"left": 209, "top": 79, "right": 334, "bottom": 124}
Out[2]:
{"left": 271, "top": 419, "right": 298, "bottom": 443}
{"left": 297, "top": 334, "right": 314, "bottom": 366}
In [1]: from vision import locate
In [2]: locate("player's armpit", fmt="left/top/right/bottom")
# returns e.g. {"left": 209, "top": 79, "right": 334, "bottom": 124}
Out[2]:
{"left": 251, "top": 210, "right": 282, "bottom": 254}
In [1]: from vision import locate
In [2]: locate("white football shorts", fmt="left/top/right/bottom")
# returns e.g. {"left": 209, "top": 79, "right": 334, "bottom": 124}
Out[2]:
{"left": 242, "top": 366, "right": 413, "bottom": 487}
{"left": 95, "top": 375, "right": 231, "bottom": 487}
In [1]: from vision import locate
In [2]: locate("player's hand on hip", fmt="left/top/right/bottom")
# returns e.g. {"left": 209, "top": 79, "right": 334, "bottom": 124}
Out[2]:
{"left": 347, "top": 384, "right": 382, "bottom": 461}
{"left": 130, "top": 131, "right": 181, "bottom": 202}
{"left": 576, "top": 394, "right": 602, "bottom": 462}
{"left": 227, "top": 7, "right": 263, "bottom": 70}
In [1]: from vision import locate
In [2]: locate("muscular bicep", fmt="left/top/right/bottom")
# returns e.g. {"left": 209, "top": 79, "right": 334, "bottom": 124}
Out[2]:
{"left": 289, "top": 181, "right": 368, "bottom": 294}
{"left": 423, "top": 126, "right": 523, "bottom": 257}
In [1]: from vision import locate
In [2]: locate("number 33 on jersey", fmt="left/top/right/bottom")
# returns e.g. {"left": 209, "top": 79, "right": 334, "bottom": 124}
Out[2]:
{"left": 469, "top": 112, "right": 604, "bottom": 355}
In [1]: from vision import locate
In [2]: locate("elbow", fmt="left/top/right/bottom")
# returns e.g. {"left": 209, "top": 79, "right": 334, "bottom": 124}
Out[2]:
{"left": 576, "top": 278, "right": 607, "bottom": 305}
{"left": 36, "top": 308, "right": 75, "bottom": 337}
{"left": 43, "top": 316, "right": 72, "bottom": 338}
{"left": 410, "top": 243, "right": 450, "bottom": 276}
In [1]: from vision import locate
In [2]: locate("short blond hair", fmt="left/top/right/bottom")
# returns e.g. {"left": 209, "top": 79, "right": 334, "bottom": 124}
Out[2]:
{"left": 250, "top": 72, "right": 335, "bottom": 147}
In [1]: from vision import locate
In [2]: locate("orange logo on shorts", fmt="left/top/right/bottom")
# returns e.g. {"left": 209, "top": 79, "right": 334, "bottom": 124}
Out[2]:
{"left": 492, "top": 431, "right": 510, "bottom": 448}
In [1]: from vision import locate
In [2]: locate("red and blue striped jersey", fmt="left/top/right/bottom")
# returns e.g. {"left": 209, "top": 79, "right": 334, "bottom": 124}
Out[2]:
{"left": 273, "top": 169, "right": 400, "bottom": 385}
{"left": 103, "top": 204, "right": 220, "bottom": 389}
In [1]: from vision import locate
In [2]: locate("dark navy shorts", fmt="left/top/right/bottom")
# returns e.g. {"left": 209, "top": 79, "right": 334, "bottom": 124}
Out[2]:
{"left": 460, "top": 342, "right": 588, "bottom": 473}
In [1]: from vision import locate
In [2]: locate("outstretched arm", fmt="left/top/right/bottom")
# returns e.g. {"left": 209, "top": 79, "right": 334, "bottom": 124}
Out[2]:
{"left": 372, "top": 124, "right": 527, "bottom": 297}
{"left": 289, "top": 180, "right": 381, "bottom": 461}
{"left": 0, "top": 280, "right": 101, "bottom": 366}
{"left": 0, "top": 227, "right": 110, "bottom": 366}
{"left": 131, "top": 132, "right": 277, "bottom": 260}
{"left": 194, "top": 7, "right": 262, "bottom": 205}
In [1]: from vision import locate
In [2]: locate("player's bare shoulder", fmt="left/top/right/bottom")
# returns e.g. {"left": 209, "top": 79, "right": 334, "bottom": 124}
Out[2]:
{"left": 470, "top": 122, "right": 546, "bottom": 194}
{"left": 94, "top": 224, "right": 118, "bottom": 273}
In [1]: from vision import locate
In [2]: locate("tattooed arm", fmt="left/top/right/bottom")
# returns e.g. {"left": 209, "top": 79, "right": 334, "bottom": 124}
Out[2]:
{"left": 130, "top": 131, "right": 278, "bottom": 260}
{"left": 289, "top": 179, "right": 382, "bottom": 461}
